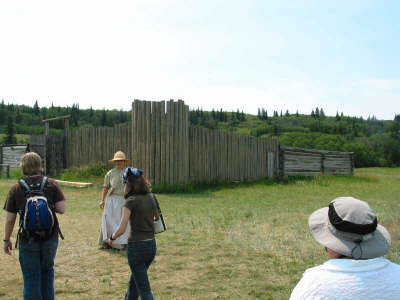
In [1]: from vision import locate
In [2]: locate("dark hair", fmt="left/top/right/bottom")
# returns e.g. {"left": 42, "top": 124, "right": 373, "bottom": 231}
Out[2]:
{"left": 124, "top": 174, "right": 151, "bottom": 198}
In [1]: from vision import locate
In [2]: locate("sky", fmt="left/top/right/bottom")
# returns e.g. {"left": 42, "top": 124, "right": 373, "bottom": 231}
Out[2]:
{"left": 0, "top": 0, "right": 399, "bottom": 120}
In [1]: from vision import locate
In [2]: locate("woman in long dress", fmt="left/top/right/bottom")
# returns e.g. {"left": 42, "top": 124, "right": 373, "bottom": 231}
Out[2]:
{"left": 99, "top": 151, "right": 131, "bottom": 249}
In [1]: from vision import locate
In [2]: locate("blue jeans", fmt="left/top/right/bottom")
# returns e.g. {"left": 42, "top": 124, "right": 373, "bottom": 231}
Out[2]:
{"left": 19, "top": 239, "right": 59, "bottom": 300}
{"left": 125, "top": 239, "right": 156, "bottom": 300}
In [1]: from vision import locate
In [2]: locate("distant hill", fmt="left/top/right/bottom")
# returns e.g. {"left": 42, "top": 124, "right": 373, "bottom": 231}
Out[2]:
{"left": 0, "top": 101, "right": 399, "bottom": 168}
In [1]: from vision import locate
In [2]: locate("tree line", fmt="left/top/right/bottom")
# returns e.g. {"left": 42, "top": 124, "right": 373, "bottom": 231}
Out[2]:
{"left": 0, "top": 100, "right": 130, "bottom": 143}
{"left": 253, "top": 107, "right": 400, "bottom": 168}
{"left": 1, "top": 100, "right": 399, "bottom": 168}
{"left": 189, "top": 108, "right": 246, "bottom": 130}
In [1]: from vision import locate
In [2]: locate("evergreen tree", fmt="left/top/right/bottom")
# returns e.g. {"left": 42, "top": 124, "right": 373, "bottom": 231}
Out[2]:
{"left": 236, "top": 109, "right": 240, "bottom": 120}
{"left": 118, "top": 109, "right": 126, "bottom": 123}
{"left": 263, "top": 109, "right": 268, "bottom": 120}
{"left": 315, "top": 107, "right": 320, "bottom": 117}
{"left": 0, "top": 99, "right": 6, "bottom": 125}
{"left": 211, "top": 109, "right": 216, "bottom": 120}
{"left": 391, "top": 114, "right": 400, "bottom": 141}
{"left": 257, "top": 108, "right": 261, "bottom": 119}
{"left": 296, "top": 110, "right": 299, "bottom": 117}
{"left": 3, "top": 114, "right": 17, "bottom": 144}
{"left": 33, "top": 100, "right": 40, "bottom": 115}
{"left": 336, "top": 111, "right": 340, "bottom": 121}
{"left": 89, "top": 106, "right": 94, "bottom": 118}
{"left": 320, "top": 108, "right": 325, "bottom": 118}
{"left": 285, "top": 110, "right": 290, "bottom": 117}
{"left": 100, "top": 109, "right": 107, "bottom": 126}
{"left": 311, "top": 110, "right": 315, "bottom": 118}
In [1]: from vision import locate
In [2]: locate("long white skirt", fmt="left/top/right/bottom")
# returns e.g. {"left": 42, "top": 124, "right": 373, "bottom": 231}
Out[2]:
{"left": 100, "top": 195, "right": 130, "bottom": 249}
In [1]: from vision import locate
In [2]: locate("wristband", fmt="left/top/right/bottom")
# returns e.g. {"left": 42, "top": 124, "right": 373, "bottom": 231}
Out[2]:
{"left": 110, "top": 235, "right": 115, "bottom": 241}
{"left": 3, "top": 240, "right": 10, "bottom": 243}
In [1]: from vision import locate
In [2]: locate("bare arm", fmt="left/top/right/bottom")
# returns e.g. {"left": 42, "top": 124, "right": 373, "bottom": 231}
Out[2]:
{"left": 99, "top": 188, "right": 109, "bottom": 209}
{"left": 110, "top": 207, "right": 131, "bottom": 240}
{"left": 3, "top": 212, "right": 17, "bottom": 255}
{"left": 55, "top": 200, "right": 66, "bottom": 214}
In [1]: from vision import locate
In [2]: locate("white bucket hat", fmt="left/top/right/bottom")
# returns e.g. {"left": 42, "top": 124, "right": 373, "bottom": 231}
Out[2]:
{"left": 309, "top": 197, "right": 391, "bottom": 259}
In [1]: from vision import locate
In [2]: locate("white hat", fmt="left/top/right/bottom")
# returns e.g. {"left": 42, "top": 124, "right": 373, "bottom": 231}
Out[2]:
{"left": 309, "top": 197, "right": 391, "bottom": 259}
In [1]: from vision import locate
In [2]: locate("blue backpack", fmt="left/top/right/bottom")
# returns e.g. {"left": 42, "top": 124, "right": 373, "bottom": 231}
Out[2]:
{"left": 17, "top": 177, "right": 55, "bottom": 245}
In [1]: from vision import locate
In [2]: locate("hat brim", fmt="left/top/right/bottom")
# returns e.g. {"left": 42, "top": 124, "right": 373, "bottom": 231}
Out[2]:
{"left": 108, "top": 159, "right": 130, "bottom": 163}
{"left": 309, "top": 207, "right": 391, "bottom": 259}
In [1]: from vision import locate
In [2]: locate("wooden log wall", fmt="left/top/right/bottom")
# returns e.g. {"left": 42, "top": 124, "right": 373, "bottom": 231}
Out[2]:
{"left": 280, "top": 146, "right": 354, "bottom": 177}
{"left": 0, "top": 145, "right": 28, "bottom": 170}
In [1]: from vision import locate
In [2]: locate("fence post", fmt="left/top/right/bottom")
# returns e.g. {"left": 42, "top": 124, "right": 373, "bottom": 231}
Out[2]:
{"left": 0, "top": 146, "right": 3, "bottom": 175}
{"left": 279, "top": 147, "right": 285, "bottom": 178}
{"left": 267, "top": 152, "right": 274, "bottom": 178}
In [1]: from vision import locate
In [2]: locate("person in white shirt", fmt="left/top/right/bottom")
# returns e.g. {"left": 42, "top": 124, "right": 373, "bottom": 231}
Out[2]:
{"left": 289, "top": 197, "right": 400, "bottom": 300}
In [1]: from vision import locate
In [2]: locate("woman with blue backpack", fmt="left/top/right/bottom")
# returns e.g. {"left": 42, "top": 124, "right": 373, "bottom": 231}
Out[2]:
{"left": 3, "top": 152, "right": 66, "bottom": 300}
{"left": 107, "top": 167, "right": 161, "bottom": 300}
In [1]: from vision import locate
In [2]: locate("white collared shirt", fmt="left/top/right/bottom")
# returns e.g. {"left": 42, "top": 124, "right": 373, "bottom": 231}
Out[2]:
{"left": 289, "top": 257, "right": 400, "bottom": 300}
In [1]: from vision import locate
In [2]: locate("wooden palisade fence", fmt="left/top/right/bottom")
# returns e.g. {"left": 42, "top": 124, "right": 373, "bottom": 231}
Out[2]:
{"left": 189, "top": 127, "right": 279, "bottom": 183}
{"left": 66, "top": 100, "right": 280, "bottom": 185}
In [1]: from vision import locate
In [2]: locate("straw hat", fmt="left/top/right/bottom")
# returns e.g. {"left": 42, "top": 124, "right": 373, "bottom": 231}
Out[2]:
{"left": 109, "top": 151, "right": 130, "bottom": 163}
{"left": 309, "top": 197, "right": 391, "bottom": 259}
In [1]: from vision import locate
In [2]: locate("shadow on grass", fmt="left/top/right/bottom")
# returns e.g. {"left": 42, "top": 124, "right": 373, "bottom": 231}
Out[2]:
{"left": 98, "top": 246, "right": 128, "bottom": 257}
{"left": 152, "top": 178, "right": 279, "bottom": 195}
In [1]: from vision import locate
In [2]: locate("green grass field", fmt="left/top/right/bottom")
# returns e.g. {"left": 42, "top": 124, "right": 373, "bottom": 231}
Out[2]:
{"left": 1, "top": 168, "right": 399, "bottom": 299}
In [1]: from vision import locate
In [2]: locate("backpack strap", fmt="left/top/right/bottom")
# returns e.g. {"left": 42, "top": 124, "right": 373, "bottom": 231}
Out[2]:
{"left": 19, "top": 179, "right": 32, "bottom": 196}
{"left": 39, "top": 176, "right": 48, "bottom": 194}
{"left": 39, "top": 177, "right": 65, "bottom": 240}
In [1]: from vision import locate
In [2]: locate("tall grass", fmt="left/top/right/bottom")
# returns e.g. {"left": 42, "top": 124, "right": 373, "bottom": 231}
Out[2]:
{"left": 0, "top": 168, "right": 399, "bottom": 299}
{"left": 58, "top": 163, "right": 109, "bottom": 184}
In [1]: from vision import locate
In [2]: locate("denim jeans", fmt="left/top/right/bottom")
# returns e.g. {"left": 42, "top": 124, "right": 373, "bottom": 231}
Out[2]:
{"left": 125, "top": 239, "right": 156, "bottom": 300}
{"left": 19, "top": 239, "right": 59, "bottom": 300}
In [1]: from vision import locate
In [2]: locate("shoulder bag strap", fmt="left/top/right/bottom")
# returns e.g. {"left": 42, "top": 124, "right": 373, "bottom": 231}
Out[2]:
{"left": 152, "top": 193, "right": 162, "bottom": 213}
